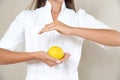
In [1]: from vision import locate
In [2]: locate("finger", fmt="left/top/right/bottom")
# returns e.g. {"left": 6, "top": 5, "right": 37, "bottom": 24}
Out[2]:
{"left": 46, "top": 55, "right": 61, "bottom": 64}
{"left": 61, "top": 53, "right": 71, "bottom": 62}
{"left": 56, "top": 60, "right": 61, "bottom": 64}
{"left": 38, "top": 23, "right": 56, "bottom": 34}
{"left": 41, "top": 27, "right": 56, "bottom": 34}
{"left": 46, "top": 22, "right": 55, "bottom": 27}
{"left": 40, "top": 52, "right": 58, "bottom": 66}
{"left": 44, "top": 23, "right": 55, "bottom": 30}
{"left": 45, "top": 60, "right": 57, "bottom": 67}
{"left": 38, "top": 26, "right": 55, "bottom": 34}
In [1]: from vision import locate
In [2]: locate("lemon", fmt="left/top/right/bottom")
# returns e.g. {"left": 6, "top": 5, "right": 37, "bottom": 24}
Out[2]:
{"left": 48, "top": 46, "right": 64, "bottom": 60}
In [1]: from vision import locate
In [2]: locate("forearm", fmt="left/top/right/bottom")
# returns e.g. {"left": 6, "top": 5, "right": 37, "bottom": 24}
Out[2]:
{"left": 71, "top": 27, "right": 120, "bottom": 46}
{"left": 0, "top": 48, "right": 35, "bottom": 64}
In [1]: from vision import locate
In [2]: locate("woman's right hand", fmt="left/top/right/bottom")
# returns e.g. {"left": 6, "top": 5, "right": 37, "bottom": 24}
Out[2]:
{"left": 33, "top": 51, "right": 70, "bottom": 67}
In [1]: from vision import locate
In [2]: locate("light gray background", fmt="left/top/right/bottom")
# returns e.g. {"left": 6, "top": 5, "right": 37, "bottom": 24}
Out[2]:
{"left": 0, "top": 0, "right": 120, "bottom": 80}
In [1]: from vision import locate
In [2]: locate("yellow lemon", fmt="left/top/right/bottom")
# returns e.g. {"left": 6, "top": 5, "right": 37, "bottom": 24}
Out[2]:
{"left": 48, "top": 46, "right": 64, "bottom": 60}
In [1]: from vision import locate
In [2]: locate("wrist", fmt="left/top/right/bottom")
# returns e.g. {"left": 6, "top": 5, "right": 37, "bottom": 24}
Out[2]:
{"left": 28, "top": 52, "right": 38, "bottom": 60}
{"left": 30, "top": 51, "right": 43, "bottom": 60}
{"left": 69, "top": 27, "right": 76, "bottom": 36}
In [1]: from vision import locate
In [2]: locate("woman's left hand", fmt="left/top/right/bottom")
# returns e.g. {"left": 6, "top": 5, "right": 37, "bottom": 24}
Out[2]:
{"left": 39, "top": 21, "right": 73, "bottom": 36}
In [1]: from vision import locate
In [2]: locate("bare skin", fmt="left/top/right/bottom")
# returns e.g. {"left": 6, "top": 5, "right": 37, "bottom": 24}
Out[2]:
{"left": 39, "top": 21, "right": 120, "bottom": 46}
{"left": 0, "top": 0, "right": 70, "bottom": 66}
{"left": 49, "top": 0, "right": 63, "bottom": 20}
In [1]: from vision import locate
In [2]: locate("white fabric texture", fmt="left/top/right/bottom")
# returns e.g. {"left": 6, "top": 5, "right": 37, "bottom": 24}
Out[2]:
{"left": 0, "top": 1, "right": 111, "bottom": 80}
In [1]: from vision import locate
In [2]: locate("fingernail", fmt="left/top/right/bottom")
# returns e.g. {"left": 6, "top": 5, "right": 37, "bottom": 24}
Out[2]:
{"left": 56, "top": 60, "right": 61, "bottom": 64}
{"left": 38, "top": 31, "right": 42, "bottom": 34}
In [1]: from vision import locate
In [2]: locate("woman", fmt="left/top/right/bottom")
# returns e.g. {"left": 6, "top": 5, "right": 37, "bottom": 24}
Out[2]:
{"left": 0, "top": 0, "right": 120, "bottom": 80}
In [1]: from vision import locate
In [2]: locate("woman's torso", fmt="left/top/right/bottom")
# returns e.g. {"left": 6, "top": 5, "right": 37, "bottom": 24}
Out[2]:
{"left": 24, "top": 1, "right": 84, "bottom": 80}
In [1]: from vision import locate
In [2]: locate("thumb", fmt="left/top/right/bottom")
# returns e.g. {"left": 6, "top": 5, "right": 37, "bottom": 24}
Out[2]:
{"left": 61, "top": 53, "right": 71, "bottom": 62}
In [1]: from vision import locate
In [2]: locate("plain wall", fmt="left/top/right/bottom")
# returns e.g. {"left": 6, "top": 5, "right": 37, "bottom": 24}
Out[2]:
{"left": 0, "top": 0, "right": 120, "bottom": 80}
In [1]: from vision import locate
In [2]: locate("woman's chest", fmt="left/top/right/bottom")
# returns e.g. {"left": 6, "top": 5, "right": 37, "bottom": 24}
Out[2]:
{"left": 24, "top": 11, "right": 82, "bottom": 52}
